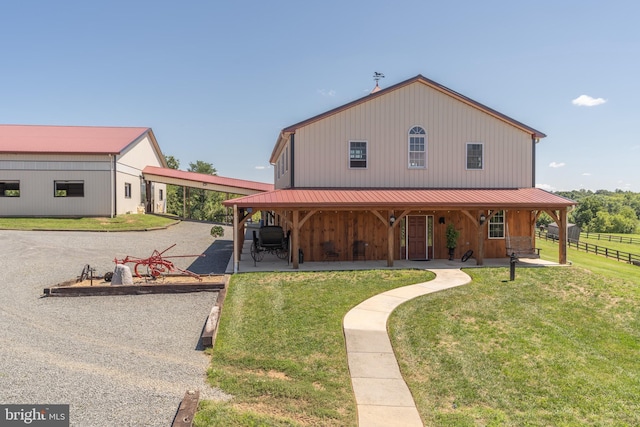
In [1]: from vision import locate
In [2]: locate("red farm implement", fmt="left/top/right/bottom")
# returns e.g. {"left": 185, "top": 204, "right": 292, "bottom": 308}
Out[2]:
{"left": 114, "top": 244, "right": 204, "bottom": 281}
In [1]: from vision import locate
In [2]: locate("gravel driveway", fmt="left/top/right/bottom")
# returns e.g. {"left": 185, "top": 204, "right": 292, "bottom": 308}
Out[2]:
{"left": 0, "top": 221, "right": 231, "bottom": 426}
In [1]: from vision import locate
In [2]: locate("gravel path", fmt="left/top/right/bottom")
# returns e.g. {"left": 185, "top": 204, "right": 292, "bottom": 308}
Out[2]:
{"left": 0, "top": 221, "right": 232, "bottom": 426}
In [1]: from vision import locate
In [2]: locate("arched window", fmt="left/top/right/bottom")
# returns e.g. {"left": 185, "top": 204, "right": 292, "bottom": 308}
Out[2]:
{"left": 408, "top": 126, "right": 426, "bottom": 168}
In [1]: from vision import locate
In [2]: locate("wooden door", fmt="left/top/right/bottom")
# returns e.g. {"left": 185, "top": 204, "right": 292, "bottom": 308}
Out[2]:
{"left": 408, "top": 216, "right": 427, "bottom": 260}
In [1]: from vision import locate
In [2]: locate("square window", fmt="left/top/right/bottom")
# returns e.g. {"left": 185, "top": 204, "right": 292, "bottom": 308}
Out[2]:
{"left": 467, "top": 143, "right": 483, "bottom": 170}
{"left": 54, "top": 181, "right": 84, "bottom": 197}
{"left": 0, "top": 181, "right": 20, "bottom": 197}
{"left": 349, "top": 141, "right": 367, "bottom": 168}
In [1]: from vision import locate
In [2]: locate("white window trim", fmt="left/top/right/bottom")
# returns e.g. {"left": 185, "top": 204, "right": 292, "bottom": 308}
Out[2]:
{"left": 408, "top": 126, "right": 427, "bottom": 169}
{"left": 349, "top": 140, "right": 368, "bottom": 169}
{"left": 488, "top": 210, "right": 505, "bottom": 239}
{"left": 466, "top": 142, "right": 484, "bottom": 170}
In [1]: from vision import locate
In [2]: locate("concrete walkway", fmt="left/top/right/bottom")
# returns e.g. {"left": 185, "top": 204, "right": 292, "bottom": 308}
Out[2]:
{"left": 343, "top": 268, "right": 472, "bottom": 427}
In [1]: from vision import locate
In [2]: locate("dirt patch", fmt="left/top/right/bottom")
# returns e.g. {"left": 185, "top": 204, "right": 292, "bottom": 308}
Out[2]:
{"left": 58, "top": 274, "right": 225, "bottom": 288}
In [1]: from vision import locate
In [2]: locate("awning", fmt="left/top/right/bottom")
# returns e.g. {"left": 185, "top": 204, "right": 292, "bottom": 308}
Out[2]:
{"left": 223, "top": 187, "right": 575, "bottom": 209}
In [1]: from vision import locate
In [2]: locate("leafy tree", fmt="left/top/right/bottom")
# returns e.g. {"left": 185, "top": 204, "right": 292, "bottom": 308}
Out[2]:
{"left": 164, "top": 155, "right": 183, "bottom": 216}
{"left": 562, "top": 190, "right": 639, "bottom": 233}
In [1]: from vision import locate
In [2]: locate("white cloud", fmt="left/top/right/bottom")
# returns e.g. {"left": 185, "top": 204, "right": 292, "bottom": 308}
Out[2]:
{"left": 549, "top": 161, "right": 566, "bottom": 168}
{"left": 572, "top": 95, "right": 606, "bottom": 107}
{"left": 254, "top": 166, "right": 266, "bottom": 170}
{"left": 581, "top": 172, "right": 591, "bottom": 176}
{"left": 536, "top": 183, "right": 554, "bottom": 191}
{"left": 317, "top": 89, "right": 336, "bottom": 97}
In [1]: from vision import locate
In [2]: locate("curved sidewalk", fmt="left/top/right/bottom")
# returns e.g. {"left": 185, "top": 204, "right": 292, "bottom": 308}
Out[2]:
{"left": 343, "top": 268, "right": 472, "bottom": 427}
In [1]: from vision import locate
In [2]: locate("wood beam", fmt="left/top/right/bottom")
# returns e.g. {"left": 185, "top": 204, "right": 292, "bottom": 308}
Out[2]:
{"left": 387, "top": 210, "right": 395, "bottom": 267}
{"left": 299, "top": 210, "right": 317, "bottom": 228}
{"left": 292, "top": 210, "right": 300, "bottom": 269}
{"left": 232, "top": 204, "right": 239, "bottom": 273}
{"left": 371, "top": 210, "right": 387, "bottom": 225}
{"left": 559, "top": 208, "right": 568, "bottom": 264}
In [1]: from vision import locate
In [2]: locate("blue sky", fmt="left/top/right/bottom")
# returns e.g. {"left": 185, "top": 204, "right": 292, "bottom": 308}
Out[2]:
{"left": 1, "top": 1, "right": 638, "bottom": 192}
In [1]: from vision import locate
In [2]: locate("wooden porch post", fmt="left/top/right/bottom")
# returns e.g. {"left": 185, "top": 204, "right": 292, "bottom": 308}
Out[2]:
{"left": 477, "top": 220, "right": 485, "bottom": 266}
{"left": 387, "top": 210, "right": 394, "bottom": 267}
{"left": 182, "top": 187, "right": 186, "bottom": 219}
{"left": 559, "top": 207, "right": 568, "bottom": 264}
{"left": 233, "top": 204, "right": 239, "bottom": 273}
{"left": 292, "top": 210, "right": 299, "bottom": 269}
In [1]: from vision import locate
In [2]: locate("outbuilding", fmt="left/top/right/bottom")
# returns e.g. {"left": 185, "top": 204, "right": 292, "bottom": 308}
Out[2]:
{"left": 0, "top": 125, "right": 167, "bottom": 217}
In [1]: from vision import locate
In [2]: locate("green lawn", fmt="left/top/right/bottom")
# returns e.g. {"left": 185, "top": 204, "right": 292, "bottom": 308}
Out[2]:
{"left": 390, "top": 267, "right": 640, "bottom": 426}
{"left": 198, "top": 242, "right": 640, "bottom": 426}
{"left": 537, "top": 237, "right": 640, "bottom": 281}
{"left": 197, "top": 270, "right": 436, "bottom": 427}
{"left": 578, "top": 233, "right": 640, "bottom": 254}
{"left": 0, "top": 214, "right": 178, "bottom": 231}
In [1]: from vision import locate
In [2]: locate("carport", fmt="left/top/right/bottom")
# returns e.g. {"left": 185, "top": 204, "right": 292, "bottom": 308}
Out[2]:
{"left": 141, "top": 166, "right": 273, "bottom": 219}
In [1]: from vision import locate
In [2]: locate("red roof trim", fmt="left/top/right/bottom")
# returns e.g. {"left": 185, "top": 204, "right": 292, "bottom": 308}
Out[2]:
{"left": 142, "top": 166, "right": 274, "bottom": 193}
{"left": 223, "top": 188, "right": 575, "bottom": 209}
{"left": 0, "top": 125, "right": 152, "bottom": 154}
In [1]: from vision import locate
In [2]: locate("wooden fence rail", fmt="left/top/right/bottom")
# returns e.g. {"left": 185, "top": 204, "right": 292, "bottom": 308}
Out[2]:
{"left": 581, "top": 232, "right": 640, "bottom": 245}
{"left": 537, "top": 231, "right": 640, "bottom": 266}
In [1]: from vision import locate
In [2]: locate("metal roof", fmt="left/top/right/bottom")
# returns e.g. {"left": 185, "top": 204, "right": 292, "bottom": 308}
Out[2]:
{"left": 142, "top": 166, "right": 273, "bottom": 195}
{"left": 0, "top": 124, "right": 152, "bottom": 154}
{"left": 223, "top": 187, "right": 575, "bottom": 209}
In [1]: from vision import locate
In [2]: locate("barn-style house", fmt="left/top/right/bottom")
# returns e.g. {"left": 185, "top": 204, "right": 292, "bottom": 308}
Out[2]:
{"left": 224, "top": 75, "right": 575, "bottom": 271}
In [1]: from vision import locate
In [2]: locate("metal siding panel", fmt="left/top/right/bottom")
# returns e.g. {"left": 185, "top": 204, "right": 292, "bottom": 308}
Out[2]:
{"left": 291, "top": 81, "right": 534, "bottom": 189}
{"left": 0, "top": 170, "right": 111, "bottom": 216}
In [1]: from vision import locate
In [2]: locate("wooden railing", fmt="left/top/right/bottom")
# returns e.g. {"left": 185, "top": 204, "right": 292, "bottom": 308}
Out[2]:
{"left": 537, "top": 231, "right": 640, "bottom": 266}
{"left": 581, "top": 232, "right": 640, "bottom": 245}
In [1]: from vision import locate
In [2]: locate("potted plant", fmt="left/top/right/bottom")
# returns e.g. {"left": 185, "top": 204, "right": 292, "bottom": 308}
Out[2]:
{"left": 445, "top": 223, "right": 460, "bottom": 260}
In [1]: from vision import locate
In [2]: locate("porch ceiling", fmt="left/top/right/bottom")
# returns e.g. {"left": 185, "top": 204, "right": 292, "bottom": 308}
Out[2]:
{"left": 222, "top": 187, "right": 576, "bottom": 210}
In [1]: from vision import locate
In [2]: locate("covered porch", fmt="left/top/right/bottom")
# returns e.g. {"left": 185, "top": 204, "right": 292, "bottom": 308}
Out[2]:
{"left": 223, "top": 188, "right": 576, "bottom": 273}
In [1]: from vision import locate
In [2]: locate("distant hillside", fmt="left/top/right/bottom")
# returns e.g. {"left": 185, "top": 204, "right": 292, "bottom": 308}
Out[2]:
{"left": 551, "top": 190, "right": 640, "bottom": 233}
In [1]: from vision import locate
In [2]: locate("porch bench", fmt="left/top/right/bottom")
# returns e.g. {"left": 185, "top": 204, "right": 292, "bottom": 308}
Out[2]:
{"left": 506, "top": 236, "right": 541, "bottom": 259}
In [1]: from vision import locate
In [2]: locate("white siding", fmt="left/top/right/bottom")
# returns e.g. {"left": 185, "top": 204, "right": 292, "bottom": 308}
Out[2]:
{"left": 274, "top": 139, "right": 292, "bottom": 189}
{"left": 293, "top": 82, "right": 534, "bottom": 188}
{"left": 0, "top": 133, "right": 167, "bottom": 217}
{"left": 117, "top": 134, "right": 166, "bottom": 214}
{"left": 0, "top": 164, "right": 112, "bottom": 217}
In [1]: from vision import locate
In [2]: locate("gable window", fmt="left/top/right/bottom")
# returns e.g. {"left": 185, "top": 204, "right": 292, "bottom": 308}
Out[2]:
{"left": 0, "top": 181, "right": 20, "bottom": 197}
{"left": 55, "top": 181, "right": 84, "bottom": 197}
{"left": 349, "top": 141, "right": 367, "bottom": 168}
{"left": 467, "top": 143, "right": 483, "bottom": 170}
{"left": 489, "top": 210, "right": 505, "bottom": 239}
{"left": 408, "top": 126, "right": 426, "bottom": 168}
{"left": 124, "top": 182, "right": 132, "bottom": 199}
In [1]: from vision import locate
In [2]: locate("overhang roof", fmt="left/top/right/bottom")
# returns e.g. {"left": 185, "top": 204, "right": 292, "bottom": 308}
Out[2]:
{"left": 143, "top": 166, "right": 273, "bottom": 195}
{"left": 223, "top": 187, "right": 575, "bottom": 210}
{"left": 271, "top": 74, "right": 546, "bottom": 163}
{"left": 0, "top": 124, "right": 152, "bottom": 154}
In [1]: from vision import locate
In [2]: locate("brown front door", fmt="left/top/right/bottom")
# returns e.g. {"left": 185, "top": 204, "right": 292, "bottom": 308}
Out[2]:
{"left": 408, "top": 216, "right": 427, "bottom": 260}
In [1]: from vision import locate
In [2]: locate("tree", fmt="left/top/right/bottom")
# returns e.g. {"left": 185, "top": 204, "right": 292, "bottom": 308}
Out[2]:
{"left": 164, "top": 155, "right": 183, "bottom": 217}
{"left": 186, "top": 161, "right": 223, "bottom": 221}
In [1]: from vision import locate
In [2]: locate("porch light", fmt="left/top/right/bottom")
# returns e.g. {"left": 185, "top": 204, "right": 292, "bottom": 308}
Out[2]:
{"left": 479, "top": 213, "right": 486, "bottom": 224}
{"left": 389, "top": 215, "right": 396, "bottom": 226}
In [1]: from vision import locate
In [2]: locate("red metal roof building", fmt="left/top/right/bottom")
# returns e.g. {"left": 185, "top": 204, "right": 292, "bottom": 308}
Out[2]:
{"left": 225, "top": 74, "right": 575, "bottom": 270}
{"left": 0, "top": 125, "right": 167, "bottom": 217}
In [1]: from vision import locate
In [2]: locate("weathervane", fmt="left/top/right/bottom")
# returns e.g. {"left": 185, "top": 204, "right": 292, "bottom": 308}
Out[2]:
{"left": 373, "top": 72, "right": 385, "bottom": 84}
